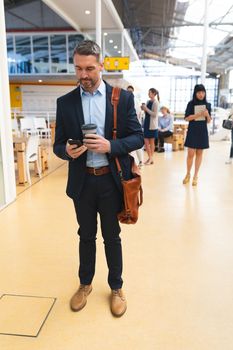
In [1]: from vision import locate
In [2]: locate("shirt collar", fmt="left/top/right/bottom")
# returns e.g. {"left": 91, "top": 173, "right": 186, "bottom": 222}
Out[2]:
{"left": 80, "top": 80, "right": 105, "bottom": 97}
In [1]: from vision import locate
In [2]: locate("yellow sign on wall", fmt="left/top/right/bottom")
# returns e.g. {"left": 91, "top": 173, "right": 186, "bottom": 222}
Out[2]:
{"left": 10, "top": 84, "right": 22, "bottom": 110}
{"left": 104, "top": 57, "right": 130, "bottom": 71}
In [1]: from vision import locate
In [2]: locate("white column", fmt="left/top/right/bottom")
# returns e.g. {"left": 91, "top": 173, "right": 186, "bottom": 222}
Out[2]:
{"left": 0, "top": 0, "right": 16, "bottom": 206}
{"left": 96, "top": 0, "right": 101, "bottom": 48}
{"left": 201, "top": 0, "right": 209, "bottom": 84}
{"left": 121, "top": 30, "right": 125, "bottom": 56}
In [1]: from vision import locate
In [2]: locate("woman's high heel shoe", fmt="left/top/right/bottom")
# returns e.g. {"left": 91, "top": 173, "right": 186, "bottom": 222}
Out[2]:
{"left": 182, "top": 174, "right": 190, "bottom": 184}
{"left": 144, "top": 159, "right": 153, "bottom": 165}
{"left": 144, "top": 159, "right": 150, "bottom": 165}
{"left": 192, "top": 177, "right": 198, "bottom": 186}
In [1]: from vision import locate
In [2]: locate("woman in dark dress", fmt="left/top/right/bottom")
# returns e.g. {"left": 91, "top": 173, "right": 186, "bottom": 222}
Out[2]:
{"left": 141, "top": 88, "right": 159, "bottom": 165}
{"left": 183, "top": 84, "right": 212, "bottom": 186}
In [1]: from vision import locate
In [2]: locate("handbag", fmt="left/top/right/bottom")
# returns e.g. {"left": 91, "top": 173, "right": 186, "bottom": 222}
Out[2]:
{"left": 222, "top": 115, "right": 233, "bottom": 130}
{"left": 111, "top": 87, "right": 143, "bottom": 224}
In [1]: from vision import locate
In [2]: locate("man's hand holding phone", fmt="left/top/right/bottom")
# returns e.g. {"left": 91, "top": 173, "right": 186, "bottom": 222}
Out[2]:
{"left": 66, "top": 139, "right": 87, "bottom": 159}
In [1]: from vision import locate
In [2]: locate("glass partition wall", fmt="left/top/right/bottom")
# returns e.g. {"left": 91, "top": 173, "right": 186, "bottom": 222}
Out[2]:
{"left": 7, "top": 32, "right": 84, "bottom": 75}
{"left": 33, "top": 36, "right": 49, "bottom": 73}
{"left": 6, "top": 31, "right": 132, "bottom": 76}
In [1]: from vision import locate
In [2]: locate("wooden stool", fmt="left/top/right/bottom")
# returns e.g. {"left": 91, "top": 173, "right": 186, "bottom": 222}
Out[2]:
{"left": 164, "top": 134, "right": 184, "bottom": 151}
{"left": 50, "top": 122, "right": 56, "bottom": 144}
{"left": 172, "top": 134, "right": 184, "bottom": 151}
{"left": 41, "top": 147, "right": 49, "bottom": 172}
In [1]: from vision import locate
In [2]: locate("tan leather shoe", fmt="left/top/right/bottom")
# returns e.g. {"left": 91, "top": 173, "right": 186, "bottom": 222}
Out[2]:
{"left": 110, "top": 289, "right": 127, "bottom": 317}
{"left": 70, "top": 284, "right": 92, "bottom": 312}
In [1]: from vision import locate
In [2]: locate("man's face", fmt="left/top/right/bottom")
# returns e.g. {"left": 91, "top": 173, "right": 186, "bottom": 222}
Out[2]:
{"left": 74, "top": 54, "right": 103, "bottom": 92}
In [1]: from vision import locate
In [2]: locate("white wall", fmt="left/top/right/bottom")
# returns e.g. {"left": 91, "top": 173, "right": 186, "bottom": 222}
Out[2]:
{"left": 21, "top": 84, "right": 75, "bottom": 111}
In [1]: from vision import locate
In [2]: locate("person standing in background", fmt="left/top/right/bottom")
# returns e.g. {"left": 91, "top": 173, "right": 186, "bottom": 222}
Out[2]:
{"left": 141, "top": 88, "right": 159, "bottom": 165}
{"left": 127, "top": 85, "right": 144, "bottom": 166}
{"left": 183, "top": 84, "right": 211, "bottom": 186}
{"left": 157, "top": 106, "right": 173, "bottom": 152}
{"left": 225, "top": 113, "right": 233, "bottom": 164}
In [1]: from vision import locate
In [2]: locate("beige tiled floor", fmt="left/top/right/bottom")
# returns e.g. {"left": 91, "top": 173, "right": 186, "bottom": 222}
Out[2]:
{"left": 0, "top": 294, "right": 56, "bottom": 337}
{"left": 15, "top": 140, "right": 65, "bottom": 195}
{"left": 0, "top": 141, "right": 233, "bottom": 349}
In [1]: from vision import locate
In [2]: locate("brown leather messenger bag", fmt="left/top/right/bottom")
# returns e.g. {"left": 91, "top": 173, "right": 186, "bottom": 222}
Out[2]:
{"left": 111, "top": 87, "right": 143, "bottom": 224}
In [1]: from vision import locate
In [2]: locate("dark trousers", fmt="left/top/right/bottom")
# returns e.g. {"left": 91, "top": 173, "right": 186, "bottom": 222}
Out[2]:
{"left": 73, "top": 173, "right": 123, "bottom": 290}
{"left": 158, "top": 130, "right": 173, "bottom": 148}
{"left": 230, "top": 129, "right": 233, "bottom": 158}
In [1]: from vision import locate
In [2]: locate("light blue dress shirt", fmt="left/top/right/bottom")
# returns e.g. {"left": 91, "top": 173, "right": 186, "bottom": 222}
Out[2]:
{"left": 158, "top": 115, "right": 173, "bottom": 132}
{"left": 80, "top": 80, "right": 109, "bottom": 168}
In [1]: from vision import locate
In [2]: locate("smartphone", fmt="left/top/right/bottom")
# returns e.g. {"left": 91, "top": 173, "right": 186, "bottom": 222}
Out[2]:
{"left": 68, "top": 139, "right": 82, "bottom": 147}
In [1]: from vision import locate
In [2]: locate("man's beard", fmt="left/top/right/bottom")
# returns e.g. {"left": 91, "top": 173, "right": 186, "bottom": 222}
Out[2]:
{"left": 80, "top": 78, "right": 96, "bottom": 90}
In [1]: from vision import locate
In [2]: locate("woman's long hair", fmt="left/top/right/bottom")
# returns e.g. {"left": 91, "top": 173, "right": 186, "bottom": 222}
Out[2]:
{"left": 149, "top": 88, "right": 160, "bottom": 102}
{"left": 192, "top": 84, "right": 207, "bottom": 104}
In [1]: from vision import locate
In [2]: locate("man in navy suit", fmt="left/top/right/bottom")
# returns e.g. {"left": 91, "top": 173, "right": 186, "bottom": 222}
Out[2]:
{"left": 53, "top": 40, "right": 143, "bottom": 317}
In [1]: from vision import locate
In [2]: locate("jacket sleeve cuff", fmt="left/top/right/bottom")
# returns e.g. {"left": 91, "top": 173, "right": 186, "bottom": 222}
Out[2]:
{"left": 109, "top": 140, "right": 117, "bottom": 157}
{"left": 65, "top": 151, "right": 75, "bottom": 161}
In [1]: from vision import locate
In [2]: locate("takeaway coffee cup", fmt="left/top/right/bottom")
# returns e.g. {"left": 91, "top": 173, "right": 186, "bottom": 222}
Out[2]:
{"left": 81, "top": 123, "right": 97, "bottom": 137}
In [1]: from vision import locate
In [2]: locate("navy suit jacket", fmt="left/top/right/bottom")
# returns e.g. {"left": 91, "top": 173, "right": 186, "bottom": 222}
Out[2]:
{"left": 53, "top": 81, "right": 144, "bottom": 200}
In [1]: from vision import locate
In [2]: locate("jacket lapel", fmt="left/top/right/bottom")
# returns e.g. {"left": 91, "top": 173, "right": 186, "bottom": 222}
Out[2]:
{"left": 105, "top": 82, "right": 114, "bottom": 140}
{"left": 73, "top": 86, "right": 85, "bottom": 127}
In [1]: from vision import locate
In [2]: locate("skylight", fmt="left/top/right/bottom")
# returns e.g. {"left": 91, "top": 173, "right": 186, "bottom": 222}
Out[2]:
{"left": 171, "top": 0, "right": 233, "bottom": 66}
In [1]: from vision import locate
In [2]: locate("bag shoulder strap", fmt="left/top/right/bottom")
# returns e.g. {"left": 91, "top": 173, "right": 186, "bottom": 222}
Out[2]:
{"left": 111, "top": 87, "right": 122, "bottom": 175}
{"left": 111, "top": 87, "right": 121, "bottom": 140}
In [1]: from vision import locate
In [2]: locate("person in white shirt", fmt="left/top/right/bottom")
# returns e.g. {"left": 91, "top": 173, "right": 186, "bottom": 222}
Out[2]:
{"left": 225, "top": 113, "right": 233, "bottom": 164}
{"left": 127, "top": 85, "right": 144, "bottom": 166}
{"left": 157, "top": 106, "right": 173, "bottom": 152}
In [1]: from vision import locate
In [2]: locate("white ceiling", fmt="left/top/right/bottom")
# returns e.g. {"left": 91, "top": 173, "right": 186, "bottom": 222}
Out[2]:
{"left": 42, "top": 0, "right": 123, "bottom": 32}
{"left": 171, "top": 0, "right": 233, "bottom": 67}
{"left": 42, "top": 0, "right": 138, "bottom": 61}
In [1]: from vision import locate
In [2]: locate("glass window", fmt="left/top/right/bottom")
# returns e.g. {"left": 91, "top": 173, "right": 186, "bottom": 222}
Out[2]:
{"left": 169, "top": 77, "right": 218, "bottom": 114}
{"left": 50, "top": 35, "right": 67, "bottom": 73}
{"left": 7, "top": 36, "right": 16, "bottom": 74}
{"left": 32, "top": 36, "right": 49, "bottom": 73}
{"left": 201, "top": 77, "right": 219, "bottom": 107}
{"left": 68, "top": 34, "right": 84, "bottom": 73}
{"left": 175, "top": 78, "right": 194, "bottom": 112}
{"left": 15, "top": 36, "right": 32, "bottom": 74}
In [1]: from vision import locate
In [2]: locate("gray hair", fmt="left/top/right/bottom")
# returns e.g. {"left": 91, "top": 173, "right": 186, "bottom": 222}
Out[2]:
{"left": 73, "top": 40, "right": 102, "bottom": 62}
